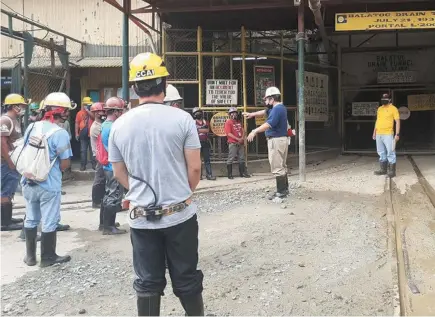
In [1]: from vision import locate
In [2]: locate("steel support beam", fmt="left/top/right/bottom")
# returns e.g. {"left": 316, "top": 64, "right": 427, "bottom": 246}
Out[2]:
{"left": 297, "top": 0, "right": 306, "bottom": 182}
{"left": 133, "top": 1, "right": 294, "bottom": 14}
{"left": 307, "top": 0, "right": 334, "bottom": 65}
{"left": 1, "top": 9, "right": 84, "bottom": 45}
{"left": 103, "top": 0, "right": 158, "bottom": 52}
{"left": 1, "top": 26, "right": 67, "bottom": 54}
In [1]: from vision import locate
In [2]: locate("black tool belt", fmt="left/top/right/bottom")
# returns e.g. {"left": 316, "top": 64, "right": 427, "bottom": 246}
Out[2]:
{"left": 129, "top": 199, "right": 192, "bottom": 221}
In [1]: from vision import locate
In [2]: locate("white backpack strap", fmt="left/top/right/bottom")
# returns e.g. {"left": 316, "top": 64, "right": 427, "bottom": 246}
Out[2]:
{"left": 2, "top": 115, "right": 14, "bottom": 127}
{"left": 44, "top": 125, "right": 62, "bottom": 139}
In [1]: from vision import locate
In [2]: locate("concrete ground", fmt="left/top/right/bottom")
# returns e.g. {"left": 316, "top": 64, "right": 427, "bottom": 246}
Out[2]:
{"left": 1, "top": 155, "right": 434, "bottom": 316}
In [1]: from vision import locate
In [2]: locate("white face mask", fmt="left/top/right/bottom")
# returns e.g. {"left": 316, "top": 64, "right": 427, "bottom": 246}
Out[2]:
{"left": 14, "top": 105, "right": 26, "bottom": 116}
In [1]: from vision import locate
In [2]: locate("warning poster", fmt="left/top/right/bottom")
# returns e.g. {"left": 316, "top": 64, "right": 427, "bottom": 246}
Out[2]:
{"left": 206, "top": 80, "right": 238, "bottom": 106}
{"left": 210, "top": 112, "right": 229, "bottom": 137}
{"left": 295, "top": 71, "right": 329, "bottom": 122}
{"left": 254, "top": 66, "right": 275, "bottom": 106}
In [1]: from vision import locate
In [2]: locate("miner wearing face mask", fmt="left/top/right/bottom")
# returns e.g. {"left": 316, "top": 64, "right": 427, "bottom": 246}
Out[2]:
{"left": 89, "top": 102, "right": 107, "bottom": 210}
{"left": 164, "top": 84, "right": 183, "bottom": 109}
{"left": 1, "top": 94, "right": 28, "bottom": 231}
{"left": 192, "top": 107, "right": 216, "bottom": 181}
{"left": 245, "top": 87, "right": 289, "bottom": 199}
{"left": 224, "top": 107, "right": 250, "bottom": 179}
{"left": 373, "top": 93, "right": 400, "bottom": 178}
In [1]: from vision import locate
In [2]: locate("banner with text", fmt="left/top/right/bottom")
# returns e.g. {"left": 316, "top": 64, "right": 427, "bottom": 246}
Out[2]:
{"left": 335, "top": 11, "right": 435, "bottom": 31}
{"left": 352, "top": 102, "right": 378, "bottom": 116}
{"left": 342, "top": 50, "right": 435, "bottom": 86}
{"left": 206, "top": 80, "right": 238, "bottom": 106}
{"left": 254, "top": 66, "right": 275, "bottom": 106}
{"left": 408, "top": 94, "right": 435, "bottom": 111}
{"left": 296, "top": 71, "right": 329, "bottom": 122}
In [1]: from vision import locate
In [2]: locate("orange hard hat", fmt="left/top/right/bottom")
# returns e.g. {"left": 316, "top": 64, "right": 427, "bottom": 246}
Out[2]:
{"left": 90, "top": 102, "right": 105, "bottom": 112}
{"left": 104, "top": 97, "right": 126, "bottom": 110}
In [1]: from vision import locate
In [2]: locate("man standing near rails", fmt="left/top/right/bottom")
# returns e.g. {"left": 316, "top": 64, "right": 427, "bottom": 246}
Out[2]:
{"left": 373, "top": 93, "right": 400, "bottom": 178}
{"left": 245, "top": 87, "right": 289, "bottom": 199}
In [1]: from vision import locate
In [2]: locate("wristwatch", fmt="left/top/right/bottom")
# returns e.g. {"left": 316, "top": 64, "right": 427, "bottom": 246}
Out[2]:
{"left": 395, "top": 133, "right": 400, "bottom": 136}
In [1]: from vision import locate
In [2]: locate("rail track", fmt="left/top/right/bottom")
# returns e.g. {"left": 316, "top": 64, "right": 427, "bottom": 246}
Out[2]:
{"left": 386, "top": 156, "right": 435, "bottom": 316}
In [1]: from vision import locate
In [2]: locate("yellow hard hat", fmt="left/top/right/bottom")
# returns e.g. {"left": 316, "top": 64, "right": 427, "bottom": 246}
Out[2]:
{"left": 42, "top": 92, "right": 77, "bottom": 110}
{"left": 82, "top": 96, "right": 93, "bottom": 105}
{"left": 3, "top": 93, "right": 29, "bottom": 106}
{"left": 129, "top": 53, "right": 169, "bottom": 82}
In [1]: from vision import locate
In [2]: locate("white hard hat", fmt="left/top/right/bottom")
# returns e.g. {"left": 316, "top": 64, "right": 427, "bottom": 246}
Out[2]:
{"left": 42, "top": 92, "right": 77, "bottom": 109}
{"left": 264, "top": 87, "right": 281, "bottom": 99}
{"left": 164, "top": 84, "right": 182, "bottom": 102}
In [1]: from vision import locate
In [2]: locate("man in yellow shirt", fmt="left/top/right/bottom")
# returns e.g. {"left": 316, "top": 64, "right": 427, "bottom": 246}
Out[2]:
{"left": 373, "top": 93, "right": 400, "bottom": 178}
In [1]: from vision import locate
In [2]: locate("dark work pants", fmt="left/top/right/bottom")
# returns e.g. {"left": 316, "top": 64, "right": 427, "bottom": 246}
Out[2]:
{"left": 200, "top": 141, "right": 213, "bottom": 176}
{"left": 79, "top": 134, "right": 91, "bottom": 167}
{"left": 131, "top": 215, "right": 203, "bottom": 298}
{"left": 102, "top": 170, "right": 124, "bottom": 210}
{"left": 92, "top": 163, "right": 106, "bottom": 204}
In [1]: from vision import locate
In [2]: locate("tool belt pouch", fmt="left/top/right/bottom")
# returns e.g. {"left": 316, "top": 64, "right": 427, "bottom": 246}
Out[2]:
{"left": 145, "top": 207, "right": 163, "bottom": 221}
{"left": 130, "top": 206, "right": 163, "bottom": 221}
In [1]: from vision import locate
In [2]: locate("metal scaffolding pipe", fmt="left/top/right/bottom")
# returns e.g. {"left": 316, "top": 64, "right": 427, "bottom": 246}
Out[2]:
{"left": 122, "top": 0, "right": 130, "bottom": 102}
{"left": 307, "top": 0, "right": 334, "bottom": 65}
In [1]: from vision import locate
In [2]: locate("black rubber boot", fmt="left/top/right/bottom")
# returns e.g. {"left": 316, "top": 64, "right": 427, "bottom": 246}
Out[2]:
{"left": 238, "top": 163, "right": 251, "bottom": 178}
{"left": 227, "top": 164, "right": 234, "bottom": 179}
{"left": 205, "top": 162, "right": 216, "bottom": 180}
{"left": 24, "top": 227, "right": 38, "bottom": 266}
{"left": 276, "top": 175, "right": 289, "bottom": 198}
{"left": 137, "top": 295, "right": 161, "bottom": 316}
{"left": 40, "top": 231, "right": 71, "bottom": 267}
{"left": 388, "top": 163, "right": 396, "bottom": 178}
{"left": 56, "top": 223, "right": 70, "bottom": 231}
{"left": 268, "top": 176, "right": 288, "bottom": 200}
{"left": 11, "top": 217, "right": 23, "bottom": 224}
{"left": 179, "top": 294, "right": 205, "bottom": 316}
{"left": 98, "top": 206, "right": 120, "bottom": 230}
{"left": 102, "top": 206, "right": 126, "bottom": 235}
{"left": 374, "top": 161, "right": 388, "bottom": 175}
{"left": 18, "top": 226, "right": 41, "bottom": 242}
{"left": 1, "top": 202, "right": 23, "bottom": 231}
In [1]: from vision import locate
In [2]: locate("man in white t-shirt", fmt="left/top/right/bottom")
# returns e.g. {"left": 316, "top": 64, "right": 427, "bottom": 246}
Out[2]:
{"left": 108, "top": 53, "right": 204, "bottom": 316}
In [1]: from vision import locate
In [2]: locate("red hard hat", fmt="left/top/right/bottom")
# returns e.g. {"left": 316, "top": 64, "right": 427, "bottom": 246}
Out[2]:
{"left": 90, "top": 102, "right": 105, "bottom": 112}
{"left": 105, "top": 97, "right": 126, "bottom": 110}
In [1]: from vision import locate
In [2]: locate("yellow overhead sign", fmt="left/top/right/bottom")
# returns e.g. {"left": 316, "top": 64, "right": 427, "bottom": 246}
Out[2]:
{"left": 407, "top": 94, "right": 435, "bottom": 112}
{"left": 335, "top": 11, "right": 435, "bottom": 31}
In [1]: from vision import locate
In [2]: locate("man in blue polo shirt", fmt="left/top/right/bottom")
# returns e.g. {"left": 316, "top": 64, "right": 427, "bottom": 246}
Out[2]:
{"left": 246, "top": 87, "right": 289, "bottom": 199}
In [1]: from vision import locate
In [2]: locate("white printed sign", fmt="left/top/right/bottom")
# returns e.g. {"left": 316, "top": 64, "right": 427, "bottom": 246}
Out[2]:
{"left": 352, "top": 102, "right": 378, "bottom": 116}
{"left": 377, "top": 71, "right": 417, "bottom": 84}
{"left": 206, "top": 79, "right": 238, "bottom": 105}
{"left": 398, "top": 106, "right": 411, "bottom": 120}
{"left": 296, "top": 71, "right": 329, "bottom": 122}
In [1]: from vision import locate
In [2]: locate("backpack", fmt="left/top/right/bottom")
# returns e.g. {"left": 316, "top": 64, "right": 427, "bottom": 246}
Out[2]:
{"left": 96, "top": 134, "right": 109, "bottom": 166}
{"left": 10, "top": 121, "right": 62, "bottom": 182}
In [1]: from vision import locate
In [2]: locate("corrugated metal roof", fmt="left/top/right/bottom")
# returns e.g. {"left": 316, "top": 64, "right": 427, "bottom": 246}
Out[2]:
{"left": 72, "top": 57, "right": 129, "bottom": 68}
{"left": 1, "top": 58, "right": 65, "bottom": 69}
{"left": 1, "top": 57, "right": 128, "bottom": 70}
{"left": 1, "top": 58, "right": 21, "bottom": 70}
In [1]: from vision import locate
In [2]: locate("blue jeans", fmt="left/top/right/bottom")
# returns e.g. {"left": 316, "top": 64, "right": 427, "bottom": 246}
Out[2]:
{"left": 1, "top": 163, "right": 20, "bottom": 199}
{"left": 22, "top": 184, "right": 61, "bottom": 233}
{"left": 376, "top": 134, "right": 396, "bottom": 164}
